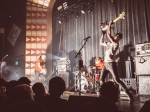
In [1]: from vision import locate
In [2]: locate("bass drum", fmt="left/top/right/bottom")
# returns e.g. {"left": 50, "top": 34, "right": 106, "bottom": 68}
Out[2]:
{"left": 77, "top": 75, "right": 93, "bottom": 93}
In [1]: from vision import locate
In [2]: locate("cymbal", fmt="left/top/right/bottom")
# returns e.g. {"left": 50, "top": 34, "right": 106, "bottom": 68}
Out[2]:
{"left": 87, "top": 66, "right": 96, "bottom": 69}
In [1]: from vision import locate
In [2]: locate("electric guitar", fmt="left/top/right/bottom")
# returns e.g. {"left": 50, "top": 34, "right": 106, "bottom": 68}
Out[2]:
{"left": 100, "top": 12, "right": 125, "bottom": 31}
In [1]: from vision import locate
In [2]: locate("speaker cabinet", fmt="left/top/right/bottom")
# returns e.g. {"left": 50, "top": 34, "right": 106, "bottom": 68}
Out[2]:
{"left": 134, "top": 56, "right": 150, "bottom": 75}
{"left": 138, "top": 76, "right": 150, "bottom": 95}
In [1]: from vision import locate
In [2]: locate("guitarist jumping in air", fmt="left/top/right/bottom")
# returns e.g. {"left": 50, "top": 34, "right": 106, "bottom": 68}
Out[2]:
{"left": 99, "top": 20, "right": 134, "bottom": 103}
{"left": 35, "top": 53, "right": 46, "bottom": 82}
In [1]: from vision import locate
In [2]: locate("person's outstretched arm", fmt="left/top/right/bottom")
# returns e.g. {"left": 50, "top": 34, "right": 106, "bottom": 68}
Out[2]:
{"left": 107, "top": 20, "right": 115, "bottom": 43}
{"left": 100, "top": 31, "right": 107, "bottom": 46}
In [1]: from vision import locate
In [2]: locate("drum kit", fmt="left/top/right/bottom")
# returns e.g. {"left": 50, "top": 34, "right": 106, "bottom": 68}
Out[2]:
{"left": 74, "top": 65, "right": 100, "bottom": 93}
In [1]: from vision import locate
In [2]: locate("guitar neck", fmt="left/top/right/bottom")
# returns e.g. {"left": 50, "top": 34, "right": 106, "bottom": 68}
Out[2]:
{"left": 113, "top": 17, "right": 121, "bottom": 23}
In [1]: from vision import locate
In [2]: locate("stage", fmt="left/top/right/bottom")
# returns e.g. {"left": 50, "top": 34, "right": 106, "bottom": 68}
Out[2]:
{"left": 62, "top": 91, "right": 150, "bottom": 112}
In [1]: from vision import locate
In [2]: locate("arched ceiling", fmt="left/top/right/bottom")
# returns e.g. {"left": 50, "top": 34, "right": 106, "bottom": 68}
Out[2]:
{"left": 27, "top": 0, "right": 51, "bottom": 8}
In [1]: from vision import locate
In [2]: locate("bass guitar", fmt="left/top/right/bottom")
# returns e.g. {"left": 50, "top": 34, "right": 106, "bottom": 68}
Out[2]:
{"left": 100, "top": 12, "right": 125, "bottom": 31}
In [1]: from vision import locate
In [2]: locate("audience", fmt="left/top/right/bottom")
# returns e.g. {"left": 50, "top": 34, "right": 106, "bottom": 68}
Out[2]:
{"left": 83, "top": 96, "right": 118, "bottom": 112}
{"left": 0, "top": 76, "right": 147, "bottom": 112}
{"left": 0, "top": 78, "right": 7, "bottom": 106}
{"left": 100, "top": 81, "right": 123, "bottom": 112}
{"left": 8, "top": 84, "right": 34, "bottom": 103}
{"left": 18, "top": 77, "right": 31, "bottom": 86}
{"left": 5, "top": 80, "right": 19, "bottom": 100}
{"left": 139, "top": 100, "right": 150, "bottom": 112}
{"left": 39, "top": 77, "right": 72, "bottom": 112}
{"left": 3, "top": 101, "right": 47, "bottom": 112}
{"left": 0, "top": 78, "right": 7, "bottom": 87}
{"left": 32, "top": 82, "right": 48, "bottom": 103}
{"left": 100, "top": 81, "right": 119, "bottom": 103}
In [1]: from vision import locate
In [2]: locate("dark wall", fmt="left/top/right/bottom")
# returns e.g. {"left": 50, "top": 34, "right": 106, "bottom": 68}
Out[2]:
{"left": 0, "top": 0, "right": 27, "bottom": 81}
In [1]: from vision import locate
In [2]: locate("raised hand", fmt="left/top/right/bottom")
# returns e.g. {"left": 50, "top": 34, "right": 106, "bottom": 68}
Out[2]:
{"left": 109, "top": 20, "right": 114, "bottom": 26}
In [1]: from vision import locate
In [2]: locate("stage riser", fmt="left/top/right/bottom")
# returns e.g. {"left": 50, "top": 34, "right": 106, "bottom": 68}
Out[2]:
{"left": 120, "top": 78, "right": 137, "bottom": 90}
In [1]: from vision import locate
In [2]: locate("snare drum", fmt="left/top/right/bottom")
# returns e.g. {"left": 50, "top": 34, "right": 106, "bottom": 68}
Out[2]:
{"left": 77, "top": 75, "right": 93, "bottom": 92}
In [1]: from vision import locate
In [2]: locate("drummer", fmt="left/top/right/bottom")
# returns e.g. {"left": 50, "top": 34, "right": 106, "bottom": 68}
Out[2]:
{"left": 95, "top": 57, "right": 104, "bottom": 72}
{"left": 94, "top": 57, "right": 104, "bottom": 90}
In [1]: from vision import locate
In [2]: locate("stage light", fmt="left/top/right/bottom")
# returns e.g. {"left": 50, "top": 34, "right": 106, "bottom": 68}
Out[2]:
{"left": 63, "top": 2, "right": 68, "bottom": 10}
{"left": 58, "top": 20, "right": 62, "bottom": 24}
{"left": 74, "top": 11, "right": 80, "bottom": 18}
{"left": 57, "top": 17, "right": 62, "bottom": 24}
{"left": 87, "top": 0, "right": 95, "bottom": 13}
{"left": 57, "top": 13, "right": 69, "bottom": 24}
{"left": 63, "top": 16, "right": 69, "bottom": 23}
{"left": 80, "top": 4, "right": 86, "bottom": 14}
{"left": 57, "top": 5, "right": 63, "bottom": 11}
{"left": 53, "top": 0, "right": 96, "bottom": 23}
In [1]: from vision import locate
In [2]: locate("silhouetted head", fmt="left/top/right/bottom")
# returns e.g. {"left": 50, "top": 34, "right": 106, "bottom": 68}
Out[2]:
{"left": 32, "top": 82, "right": 46, "bottom": 96}
{"left": 100, "top": 81, "right": 119, "bottom": 103}
{"left": 83, "top": 97, "right": 118, "bottom": 112}
{"left": 6, "top": 80, "right": 19, "bottom": 97}
{"left": 18, "top": 77, "right": 31, "bottom": 86}
{"left": 49, "top": 77, "right": 66, "bottom": 97}
{"left": 9, "top": 84, "right": 34, "bottom": 103}
{"left": 0, "top": 78, "right": 8, "bottom": 87}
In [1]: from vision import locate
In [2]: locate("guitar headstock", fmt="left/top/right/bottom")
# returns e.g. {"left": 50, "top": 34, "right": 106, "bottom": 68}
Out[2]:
{"left": 113, "top": 12, "right": 125, "bottom": 22}
{"left": 100, "top": 12, "right": 125, "bottom": 31}
{"left": 119, "top": 12, "right": 125, "bottom": 19}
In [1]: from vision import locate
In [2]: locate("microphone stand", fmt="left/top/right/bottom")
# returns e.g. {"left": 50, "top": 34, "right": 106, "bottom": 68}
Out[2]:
{"left": 75, "top": 38, "right": 89, "bottom": 96}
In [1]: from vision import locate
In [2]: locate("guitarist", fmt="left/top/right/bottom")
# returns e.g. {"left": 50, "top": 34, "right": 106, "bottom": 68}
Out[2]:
{"left": 99, "top": 20, "right": 134, "bottom": 103}
{"left": 35, "top": 54, "right": 46, "bottom": 82}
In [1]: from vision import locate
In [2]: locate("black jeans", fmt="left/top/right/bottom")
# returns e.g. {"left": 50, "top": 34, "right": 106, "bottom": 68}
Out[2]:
{"left": 100, "top": 62, "right": 133, "bottom": 100}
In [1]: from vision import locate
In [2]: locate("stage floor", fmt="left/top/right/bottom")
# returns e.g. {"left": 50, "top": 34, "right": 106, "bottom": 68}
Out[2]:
{"left": 62, "top": 91, "right": 150, "bottom": 112}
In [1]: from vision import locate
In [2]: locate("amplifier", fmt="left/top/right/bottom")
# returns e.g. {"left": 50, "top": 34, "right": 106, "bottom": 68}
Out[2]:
{"left": 55, "top": 58, "right": 71, "bottom": 73}
{"left": 135, "top": 43, "right": 150, "bottom": 56}
{"left": 134, "top": 56, "right": 150, "bottom": 75}
{"left": 56, "top": 59, "right": 70, "bottom": 65}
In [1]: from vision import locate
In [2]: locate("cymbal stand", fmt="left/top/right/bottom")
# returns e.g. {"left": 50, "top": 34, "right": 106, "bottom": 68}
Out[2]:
{"left": 91, "top": 68, "right": 97, "bottom": 94}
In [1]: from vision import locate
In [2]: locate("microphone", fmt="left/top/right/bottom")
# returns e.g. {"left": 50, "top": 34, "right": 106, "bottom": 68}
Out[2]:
{"left": 83, "top": 36, "right": 91, "bottom": 40}
{"left": 3, "top": 54, "right": 8, "bottom": 59}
